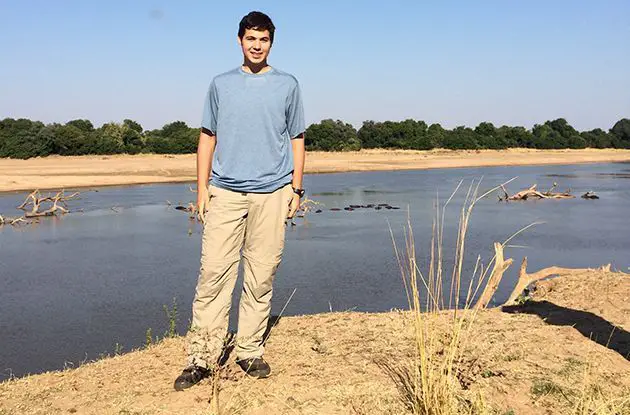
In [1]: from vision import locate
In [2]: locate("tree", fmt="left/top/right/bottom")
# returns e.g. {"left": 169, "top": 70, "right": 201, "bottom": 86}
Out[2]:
{"left": 532, "top": 123, "right": 558, "bottom": 149}
{"left": 66, "top": 119, "right": 94, "bottom": 134}
{"left": 475, "top": 122, "right": 501, "bottom": 149}
{"left": 122, "top": 119, "right": 144, "bottom": 154}
{"left": 610, "top": 118, "right": 630, "bottom": 149}
{"left": 496, "top": 126, "right": 534, "bottom": 148}
{"left": 305, "top": 119, "right": 360, "bottom": 151}
{"left": 51, "top": 124, "right": 91, "bottom": 155}
{"left": 427, "top": 123, "right": 445, "bottom": 148}
{"left": 581, "top": 128, "right": 612, "bottom": 148}
{"left": 441, "top": 126, "right": 478, "bottom": 150}
{"left": 145, "top": 121, "right": 197, "bottom": 154}
{"left": 123, "top": 119, "right": 143, "bottom": 133}
{"left": 0, "top": 118, "right": 51, "bottom": 159}
{"left": 357, "top": 121, "right": 381, "bottom": 149}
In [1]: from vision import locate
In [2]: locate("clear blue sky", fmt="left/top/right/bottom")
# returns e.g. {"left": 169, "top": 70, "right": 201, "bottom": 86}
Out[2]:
{"left": 1, "top": 1, "right": 628, "bottom": 131}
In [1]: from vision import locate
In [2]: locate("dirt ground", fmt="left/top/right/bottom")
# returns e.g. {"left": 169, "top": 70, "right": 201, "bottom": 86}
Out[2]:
{"left": 1, "top": 268, "right": 628, "bottom": 414}
{"left": 2, "top": 148, "right": 630, "bottom": 193}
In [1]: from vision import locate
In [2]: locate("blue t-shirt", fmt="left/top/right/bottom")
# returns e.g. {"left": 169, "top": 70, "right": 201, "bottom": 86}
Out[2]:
{"left": 201, "top": 66, "right": 305, "bottom": 193}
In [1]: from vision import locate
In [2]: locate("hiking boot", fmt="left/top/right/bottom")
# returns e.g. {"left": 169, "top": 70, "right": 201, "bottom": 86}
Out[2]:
{"left": 173, "top": 365, "right": 211, "bottom": 391}
{"left": 236, "top": 357, "right": 271, "bottom": 378}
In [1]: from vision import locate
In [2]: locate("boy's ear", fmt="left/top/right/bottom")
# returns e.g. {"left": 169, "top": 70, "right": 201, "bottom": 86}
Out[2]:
{"left": 237, "top": 35, "right": 242, "bottom": 46}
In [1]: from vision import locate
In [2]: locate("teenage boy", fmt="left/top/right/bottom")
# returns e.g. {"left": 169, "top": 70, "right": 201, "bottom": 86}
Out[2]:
{"left": 174, "top": 11, "right": 306, "bottom": 391}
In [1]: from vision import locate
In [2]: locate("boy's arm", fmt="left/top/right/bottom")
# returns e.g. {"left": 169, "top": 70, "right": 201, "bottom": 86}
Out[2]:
{"left": 288, "top": 133, "right": 305, "bottom": 218}
{"left": 291, "top": 133, "right": 305, "bottom": 189}
{"left": 196, "top": 130, "right": 217, "bottom": 223}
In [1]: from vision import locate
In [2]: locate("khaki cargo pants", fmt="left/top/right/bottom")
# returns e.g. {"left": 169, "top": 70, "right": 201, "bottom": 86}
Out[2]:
{"left": 187, "top": 183, "right": 293, "bottom": 368}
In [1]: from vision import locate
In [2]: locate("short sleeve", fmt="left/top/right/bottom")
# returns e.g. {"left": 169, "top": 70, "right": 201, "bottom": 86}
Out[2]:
{"left": 286, "top": 81, "right": 305, "bottom": 139}
{"left": 201, "top": 80, "right": 218, "bottom": 135}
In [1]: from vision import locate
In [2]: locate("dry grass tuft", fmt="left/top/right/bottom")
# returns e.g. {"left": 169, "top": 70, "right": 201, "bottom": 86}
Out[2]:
{"left": 381, "top": 179, "right": 511, "bottom": 415}
{"left": 381, "top": 178, "right": 630, "bottom": 415}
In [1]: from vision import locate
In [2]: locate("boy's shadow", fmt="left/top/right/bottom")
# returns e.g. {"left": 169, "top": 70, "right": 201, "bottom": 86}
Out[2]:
{"left": 218, "top": 315, "right": 282, "bottom": 366}
{"left": 502, "top": 301, "right": 630, "bottom": 361}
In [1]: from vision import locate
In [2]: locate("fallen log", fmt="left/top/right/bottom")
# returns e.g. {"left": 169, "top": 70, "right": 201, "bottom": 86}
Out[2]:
{"left": 18, "top": 190, "right": 79, "bottom": 217}
{"left": 1, "top": 189, "right": 80, "bottom": 227}
{"left": 499, "top": 183, "right": 574, "bottom": 201}
{"left": 503, "top": 257, "right": 611, "bottom": 305}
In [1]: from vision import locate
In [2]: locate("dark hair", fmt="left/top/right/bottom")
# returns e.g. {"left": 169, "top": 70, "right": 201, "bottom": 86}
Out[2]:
{"left": 238, "top": 11, "right": 275, "bottom": 44}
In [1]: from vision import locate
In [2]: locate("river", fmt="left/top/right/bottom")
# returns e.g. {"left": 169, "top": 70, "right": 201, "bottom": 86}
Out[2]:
{"left": 1, "top": 162, "right": 628, "bottom": 379}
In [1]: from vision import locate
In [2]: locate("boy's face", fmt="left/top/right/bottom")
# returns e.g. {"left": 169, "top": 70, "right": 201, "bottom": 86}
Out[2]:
{"left": 238, "top": 28, "right": 272, "bottom": 65}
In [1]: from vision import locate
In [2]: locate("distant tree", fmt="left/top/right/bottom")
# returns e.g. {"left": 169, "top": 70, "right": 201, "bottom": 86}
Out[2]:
{"left": 496, "top": 126, "right": 534, "bottom": 148}
{"left": 66, "top": 119, "right": 94, "bottom": 134}
{"left": 610, "top": 118, "right": 630, "bottom": 148}
{"left": 399, "top": 119, "right": 431, "bottom": 150}
{"left": 145, "top": 121, "right": 197, "bottom": 154}
{"left": 0, "top": 118, "right": 51, "bottom": 159}
{"left": 305, "top": 119, "right": 360, "bottom": 151}
{"left": 409, "top": 120, "right": 432, "bottom": 150}
{"left": 51, "top": 124, "right": 90, "bottom": 155}
{"left": 581, "top": 128, "right": 612, "bottom": 149}
{"left": 357, "top": 119, "right": 432, "bottom": 150}
{"left": 144, "top": 130, "right": 170, "bottom": 154}
{"left": 531, "top": 118, "right": 586, "bottom": 149}
{"left": 122, "top": 120, "right": 144, "bottom": 154}
{"left": 426, "top": 123, "right": 445, "bottom": 148}
{"left": 532, "top": 123, "right": 560, "bottom": 149}
{"left": 163, "top": 121, "right": 198, "bottom": 153}
{"left": 442, "top": 126, "right": 478, "bottom": 150}
{"left": 357, "top": 121, "right": 381, "bottom": 148}
{"left": 87, "top": 129, "right": 120, "bottom": 154}
{"left": 475, "top": 122, "right": 501, "bottom": 149}
{"left": 98, "top": 122, "right": 127, "bottom": 153}
{"left": 123, "top": 119, "right": 143, "bottom": 133}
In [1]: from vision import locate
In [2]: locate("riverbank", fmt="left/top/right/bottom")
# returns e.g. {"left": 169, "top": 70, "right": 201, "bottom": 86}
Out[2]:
{"left": 1, "top": 148, "right": 630, "bottom": 193}
{"left": 1, "top": 268, "right": 628, "bottom": 414}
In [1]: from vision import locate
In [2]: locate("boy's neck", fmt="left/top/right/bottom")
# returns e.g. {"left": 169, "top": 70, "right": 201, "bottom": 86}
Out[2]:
{"left": 242, "top": 60, "right": 272, "bottom": 74}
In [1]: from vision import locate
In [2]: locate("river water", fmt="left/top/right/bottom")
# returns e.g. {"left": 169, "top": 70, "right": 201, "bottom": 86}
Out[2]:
{"left": 1, "top": 162, "right": 629, "bottom": 379}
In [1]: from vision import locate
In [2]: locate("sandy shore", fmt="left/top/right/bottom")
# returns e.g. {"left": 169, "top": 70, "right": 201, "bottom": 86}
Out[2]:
{"left": 1, "top": 268, "right": 628, "bottom": 414}
{"left": 1, "top": 148, "right": 630, "bottom": 193}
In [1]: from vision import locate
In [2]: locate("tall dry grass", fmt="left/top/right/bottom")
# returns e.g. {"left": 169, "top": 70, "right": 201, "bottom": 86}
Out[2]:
{"left": 383, "top": 178, "right": 630, "bottom": 415}
{"left": 382, "top": 179, "right": 522, "bottom": 415}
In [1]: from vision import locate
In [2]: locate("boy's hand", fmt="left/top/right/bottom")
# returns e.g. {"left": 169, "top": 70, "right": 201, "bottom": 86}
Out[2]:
{"left": 197, "top": 186, "right": 210, "bottom": 224}
{"left": 287, "top": 193, "right": 300, "bottom": 219}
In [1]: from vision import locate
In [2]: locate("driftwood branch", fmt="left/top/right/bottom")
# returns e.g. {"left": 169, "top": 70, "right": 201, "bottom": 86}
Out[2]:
{"left": 1, "top": 189, "right": 80, "bottom": 227}
{"left": 476, "top": 243, "right": 514, "bottom": 309}
{"left": 499, "top": 184, "right": 574, "bottom": 201}
{"left": 503, "top": 257, "right": 611, "bottom": 305}
{"left": 19, "top": 190, "right": 79, "bottom": 218}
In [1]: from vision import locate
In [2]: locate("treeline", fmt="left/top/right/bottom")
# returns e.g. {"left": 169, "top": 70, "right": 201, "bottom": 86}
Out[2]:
{"left": 0, "top": 119, "right": 198, "bottom": 159}
{"left": 305, "top": 118, "right": 630, "bottom": 151}
{"left": 1, "top": 117, "right": 629, "bottom": 159}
